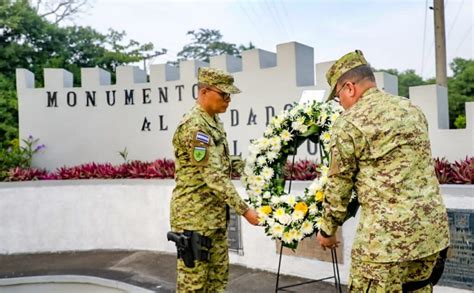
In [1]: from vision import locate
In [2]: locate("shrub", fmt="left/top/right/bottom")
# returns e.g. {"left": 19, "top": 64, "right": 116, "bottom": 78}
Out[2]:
{"left": 434, "top": 157, "right": 453, "bottom": 184}
{"left": 7, "top": 167, "right": 49, "bottom": 181}
{"left": 6, "top": 159, "right": 175, "bottom": 181}
{"left": 434, "top": 157, "right": 473, "bottom": 184}
{"left": 4, "top": 157, "right": 473, "bottom": 184}
{"left": 284, "top": 159, "right": 320, "bottom": 180}
{"left": 0, "top": 136, "right": 45, "bottom": 180}
{"left": 450, "top": 157, "right": 473, "bottom": 184}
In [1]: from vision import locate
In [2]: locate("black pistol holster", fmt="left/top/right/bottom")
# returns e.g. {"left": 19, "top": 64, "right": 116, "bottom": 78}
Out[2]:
{"left": 402, "top": 247, "right": 449, "bottom": 292}
{"left": 167, "top": 230, "right": 212, "bottom": 268}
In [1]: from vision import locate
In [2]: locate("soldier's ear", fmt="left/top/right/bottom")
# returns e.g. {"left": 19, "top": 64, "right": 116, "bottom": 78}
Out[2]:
{"left": 199, "top": 87, "right": 208, "bottom": 97}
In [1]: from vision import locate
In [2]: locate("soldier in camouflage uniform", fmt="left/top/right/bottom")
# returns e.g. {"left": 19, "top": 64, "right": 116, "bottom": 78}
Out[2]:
{"left": 316, "top": 50, "right": 450, "bottom": 292}
{"left": 170, "top": 67, "right": 259, "bottom": 292}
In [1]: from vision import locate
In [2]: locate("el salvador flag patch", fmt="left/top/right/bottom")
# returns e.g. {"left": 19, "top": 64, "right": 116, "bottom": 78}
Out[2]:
{"left": 196, "top": 131, "right": 210, "bottom": 144}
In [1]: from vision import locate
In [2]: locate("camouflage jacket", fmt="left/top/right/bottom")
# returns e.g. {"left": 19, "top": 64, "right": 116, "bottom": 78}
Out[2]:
{"left": 320, "top": 87, "right": 450, "bottom": 262}
{"left": 170, "top": 104, "right": 249, "bottom": 231}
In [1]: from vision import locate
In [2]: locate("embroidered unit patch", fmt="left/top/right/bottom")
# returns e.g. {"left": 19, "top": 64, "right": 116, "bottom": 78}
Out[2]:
{"left": 196, "top": 132, "right": 210, "bottom": 144}
{"left": 193, "top": 146, "right": 207, "bottom": 162}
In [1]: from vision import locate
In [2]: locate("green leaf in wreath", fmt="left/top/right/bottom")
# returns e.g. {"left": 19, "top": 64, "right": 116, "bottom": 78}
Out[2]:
{"left": 300, "top": 125, "right": 319, "bottom": 137}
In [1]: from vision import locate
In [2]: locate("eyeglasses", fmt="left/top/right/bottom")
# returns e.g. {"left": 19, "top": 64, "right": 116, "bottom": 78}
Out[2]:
{"left": 334, "top": 82, "right": 349, "bottom": 101}
{"left": 207, "top": 87, "right": 231, "bottom": 101}
{"left": 334, "top": 78, "right": 366, "bottom": 102}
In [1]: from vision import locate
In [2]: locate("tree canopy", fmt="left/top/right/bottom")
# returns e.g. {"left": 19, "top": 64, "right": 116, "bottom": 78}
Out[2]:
{"left": 380, "top": 59, "right": 474, "bottom": 128}
{"left": 448, "top": 58, "right": 474, "bottom": 128}
{"left": 0, "top": 0, "right": 161, "bottom": 147}
{"left": 175, "top": 28, "right": 255, "bottom": 64}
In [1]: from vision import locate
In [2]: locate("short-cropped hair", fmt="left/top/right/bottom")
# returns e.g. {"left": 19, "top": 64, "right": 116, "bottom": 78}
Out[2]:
{"left": 339, "top": 64, "right": 375, "bottom": 84}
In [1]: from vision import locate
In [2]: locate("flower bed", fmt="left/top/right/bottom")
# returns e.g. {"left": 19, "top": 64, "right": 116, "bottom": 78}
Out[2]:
{"left": 4, "top": 157, "right": 472, "bottom": 183}
{"left": 6, "top": 159, "right": 175, "bottom": 181}
{"left": 434, "top": 157, "right": 473, "bottom": 184}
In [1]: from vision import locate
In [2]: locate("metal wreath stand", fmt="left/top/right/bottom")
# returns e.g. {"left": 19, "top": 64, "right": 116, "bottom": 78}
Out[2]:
{"left": 274, "top": 138, "right": 342, "bottom": 293}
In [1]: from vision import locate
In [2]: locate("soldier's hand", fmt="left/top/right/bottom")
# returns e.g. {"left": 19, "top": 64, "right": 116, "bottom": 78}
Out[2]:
{"left": 243, "top": 208, "right": 259, "bottom": 225}
{"left": 316, "top": 231, "right": 340, "bottom": 251}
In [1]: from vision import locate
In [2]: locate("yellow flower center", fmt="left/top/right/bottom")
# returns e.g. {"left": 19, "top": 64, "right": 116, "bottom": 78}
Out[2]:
{"left": 259, "top": 205, "right": 272, "bottom": 215}
{"left": 294, "top": 202, "right": 308, "bottom": 215}
{"left": 315, "top": 191, "right": 324, "bottom": 202}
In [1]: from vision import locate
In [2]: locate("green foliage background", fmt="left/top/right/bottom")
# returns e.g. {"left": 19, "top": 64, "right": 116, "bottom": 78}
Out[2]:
{"left": 380, "top": 58, "right": 474, "bottom": 128}
{"left": 0, "top": 0, "right": 157, "bottom": 148}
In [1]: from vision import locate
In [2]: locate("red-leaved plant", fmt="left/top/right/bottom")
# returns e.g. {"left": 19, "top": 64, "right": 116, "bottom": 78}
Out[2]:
{"left": 7, "top": 167, "right": 49, "bottom": 181}
{"left": 7, "top": 159, "right": 175, "bottom": 181}
{"left": 434, "top": 157, "right": 473, "bottom": 184}
{"left": 450, "top": 157, "right": 473, "bottom": 184}
{"left": 5, "top": 157, "right": 473, "bottom": 184}
{"left": 434, "top": 158, "right": 453, "bottom": 184}
{"left": 284, "top": 159, "right": 321, "bottom": 180}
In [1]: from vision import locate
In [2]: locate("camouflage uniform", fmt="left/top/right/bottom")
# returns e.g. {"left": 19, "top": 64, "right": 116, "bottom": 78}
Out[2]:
{"left": 321, "top": 51, "right": 450, "bottom": 292}
{"left": 170, "top": 68, "right": 249, "bottom": 292}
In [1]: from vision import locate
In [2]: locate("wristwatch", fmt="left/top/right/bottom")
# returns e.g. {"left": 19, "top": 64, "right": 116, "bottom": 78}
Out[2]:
{"left": 320, "top": 229, "right": 332, "bottom": 238}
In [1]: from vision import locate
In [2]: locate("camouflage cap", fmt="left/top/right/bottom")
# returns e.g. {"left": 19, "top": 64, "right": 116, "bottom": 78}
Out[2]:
{"left": 198, "top": 67, "right": 241, "bottom": 94}
{"left": 325, "top": 50, "right": 368, "bottom": 101}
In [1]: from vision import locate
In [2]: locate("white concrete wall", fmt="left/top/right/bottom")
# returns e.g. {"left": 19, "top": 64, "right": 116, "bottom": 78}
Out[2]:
{"left": 410, "top": 85, "right": 474, "bottom": 161}
{"left": 0, "top": 180, "right": 471, "bottom": 284}
{"left": 16, "top": 42, "right": 402, "bottom": 171}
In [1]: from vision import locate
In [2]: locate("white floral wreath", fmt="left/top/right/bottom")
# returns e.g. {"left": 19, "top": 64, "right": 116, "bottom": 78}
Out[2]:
{"left": 242, "top": 100, "right": 343, "bottom": 249}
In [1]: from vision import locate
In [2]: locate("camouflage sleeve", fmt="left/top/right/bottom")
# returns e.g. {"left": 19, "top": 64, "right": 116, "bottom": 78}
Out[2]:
{"left": 320, "top": 118, "right": 365, "bottom": 235}
{"left": 179, "top": 123, "right": 249, "bottom": 215}
{"left": 202, "top": 147, "right": 249, "bottom": 215}
{"left": 230, "top": 155, "right": 245, "bottom": 175}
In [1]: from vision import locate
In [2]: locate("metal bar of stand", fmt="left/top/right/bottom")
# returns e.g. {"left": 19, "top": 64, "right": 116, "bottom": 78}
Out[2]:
{"left": 278, "top": 276, "right": 335, "bottom": 290}
{"left": 331, "top": 248, "right": 338, "bottom": 288}
{"left": 275, "top": 143, "right": 298, "bottom": 293}
{"left": 274, "top": 141, "right": 343, "bottom": 292}
{"left": 276, "top": 242, "right": 337, "bottom": 292}
{"left": 331, "top": 248, "right": 342, "bottom": 293}
{"left": 275, "top": 242, "right": 284, "bottom": 292}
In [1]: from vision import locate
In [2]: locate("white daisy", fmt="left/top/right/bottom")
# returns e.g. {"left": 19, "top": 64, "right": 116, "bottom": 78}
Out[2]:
{"left": 285, "top": 194, "right": 297, "bottom": 207}
{"left": 261, "top": 167, "right": 274, "bottom": 180}
{"left": 291, "top": 210, "right": 305, "bottom": 222}
{"left": 282, "top": 231, "right": 293, "bottom": 243}
{"left": 309, "top": 203, "right": 318, "bottom": 215}
{"left": 321, "top": 131, "right": 331, "bottom": 142}
{"left": 280, "top": 130, "right": 292, "bottom": 142}
{"left": 266, "top": 151, "right": 278, "bottom": 162}
{"left": 271, "top": 196, "right": 281, "bottom": 205}
{"left": 272, "top": 223, "right": 284, "bottom": 238}
{"left": 257, "top": 156, "right": 267, "bottom": 167}
{"left": 301, "top": 220, "right": 314, "bottom": 235}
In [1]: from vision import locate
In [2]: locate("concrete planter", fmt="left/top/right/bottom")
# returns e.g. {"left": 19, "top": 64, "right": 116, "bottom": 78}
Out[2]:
{"left": 0, "top": 180, "right": 472, "bottom": 286}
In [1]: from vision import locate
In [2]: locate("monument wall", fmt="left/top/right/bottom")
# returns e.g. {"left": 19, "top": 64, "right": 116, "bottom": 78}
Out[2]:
{"left": 16, "top": 42, "right": 414, "bottom": 170}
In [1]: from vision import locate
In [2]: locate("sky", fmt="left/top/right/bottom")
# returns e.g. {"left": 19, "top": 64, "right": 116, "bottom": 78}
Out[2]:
{"left": 71, "top": 0, "right": 473, "bottom": 79}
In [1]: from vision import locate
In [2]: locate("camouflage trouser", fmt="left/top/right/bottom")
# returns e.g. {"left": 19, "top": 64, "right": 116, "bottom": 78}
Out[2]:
{"left": 176, "top": 228, "right": 228, "bottom": 293}
{"left": 349, "top": 252, "right": 439, "bottom": 293}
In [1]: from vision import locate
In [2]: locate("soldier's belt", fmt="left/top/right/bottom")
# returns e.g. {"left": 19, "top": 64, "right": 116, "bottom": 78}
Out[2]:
{"left": 167, "top": 230, "right": 212, "bottom": 268}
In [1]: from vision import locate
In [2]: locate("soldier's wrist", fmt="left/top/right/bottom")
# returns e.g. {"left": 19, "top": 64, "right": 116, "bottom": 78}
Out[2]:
{"left": 320, "top": 229, "right": 332, "bottom": 238}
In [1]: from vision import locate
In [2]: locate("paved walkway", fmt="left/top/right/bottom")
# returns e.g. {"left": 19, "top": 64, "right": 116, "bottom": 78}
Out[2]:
{"left": 0, "top": 251, "right": 469, "bottom": 292}
{"left": 0, "top": 250, "right": 344, "bottom": 292}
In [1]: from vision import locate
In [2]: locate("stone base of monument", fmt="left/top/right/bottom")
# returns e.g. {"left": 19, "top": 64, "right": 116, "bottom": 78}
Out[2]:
{"left": 0, "top": 275, "right": 152, "bottom": 293}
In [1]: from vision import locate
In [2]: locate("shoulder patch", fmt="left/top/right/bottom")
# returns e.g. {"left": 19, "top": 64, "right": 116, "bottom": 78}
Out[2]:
{"left": 196, "top": 131, "right": 210, "bottom": 144}
{"left": 193, "top": 146, "right": 207, "bottom": 162}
